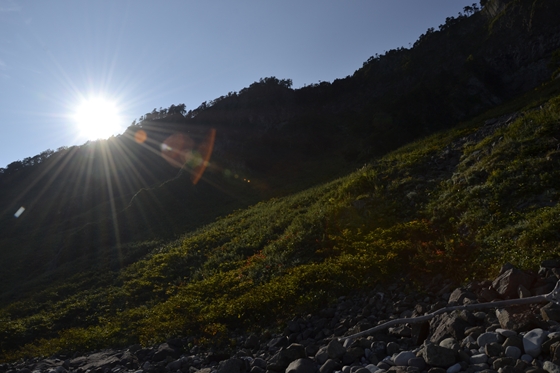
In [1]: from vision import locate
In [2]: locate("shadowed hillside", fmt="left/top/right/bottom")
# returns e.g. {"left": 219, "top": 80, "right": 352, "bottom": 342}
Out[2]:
{"left": 1, "top": 0, "right": 560, "bottom": 360}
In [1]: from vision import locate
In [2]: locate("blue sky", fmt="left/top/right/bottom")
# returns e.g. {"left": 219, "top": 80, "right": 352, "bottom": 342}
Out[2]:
{"left": 0, "top": 0, "right": 475, "bottom": 169}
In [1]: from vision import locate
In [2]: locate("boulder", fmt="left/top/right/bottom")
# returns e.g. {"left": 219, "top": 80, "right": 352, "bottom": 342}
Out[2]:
{"left": 285, "top": 358, "right": 317, "bottom": 373}
{"left": 268, "top": 343, "right": 306, "bottom": 371}
{"left": 422, "top": 344, "right": 457, "bottom": 368}
{"left": 216, "top": 358, "right": 244, "bottom": 373}
{"left": 429, "top": 312, "right": 472, "bottom": 344}
{"left": 492, "top": 268, "right": 534, "bottom": 299}
{"left": 523, "top": 328, "right": 548, "bottom": 358}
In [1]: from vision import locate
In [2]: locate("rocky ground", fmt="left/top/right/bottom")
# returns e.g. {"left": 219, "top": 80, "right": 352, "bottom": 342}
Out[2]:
{"left": 3, "top": 261, "right": 560, "bottom": 373}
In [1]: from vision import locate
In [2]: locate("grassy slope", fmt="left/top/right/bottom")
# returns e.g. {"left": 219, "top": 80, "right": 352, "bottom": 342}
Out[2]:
{"left": 2, "top": 80, "right": 560, "bottom": 361}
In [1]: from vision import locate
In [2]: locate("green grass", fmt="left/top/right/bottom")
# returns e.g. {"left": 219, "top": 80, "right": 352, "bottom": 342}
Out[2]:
{"left": 2, "top": 85, "right": 560, "bottom": 361}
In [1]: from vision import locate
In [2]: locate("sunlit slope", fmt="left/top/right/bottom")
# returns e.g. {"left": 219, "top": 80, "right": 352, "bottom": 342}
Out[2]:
{"left": 2, "top": 85, "right": 560, "bottom": 360}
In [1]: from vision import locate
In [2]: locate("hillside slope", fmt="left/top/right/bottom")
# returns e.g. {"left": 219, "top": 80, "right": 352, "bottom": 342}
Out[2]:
{"left": 1, "top": 79, "right": 560, "bottom": 360}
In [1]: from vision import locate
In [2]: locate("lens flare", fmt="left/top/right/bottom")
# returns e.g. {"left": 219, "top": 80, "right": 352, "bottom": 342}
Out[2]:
{"left": 14, "top": 206, "right": 25, "bottom": 218}
{"left": 160, "top": 129, "right": 216, "bottom": 184}
{"left": 134, "top": 129, "right": 147, "bottom": 144}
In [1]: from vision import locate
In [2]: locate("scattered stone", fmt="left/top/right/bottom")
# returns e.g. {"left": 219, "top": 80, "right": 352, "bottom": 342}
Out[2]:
{"left": 484, "top": 342, "right": 503, "bottom": 357}
{"left": 365, "top": 364, "right": 381, "bottom": 372}
{"left": 285, "top": 358, "right": 316, "bottom": 373}
{"left": 423, "top": 344, "right": 457, "bottom": 368}
{"left": 5, "top": 263, "right": 560, "bottom": 373}
{"left": 268, "top": 343, "right": 306, "bottom": 371}
{"left": 477, "top": 333, "right": 500, "bottom": 348}
{"left": 394, "top": 351, "right": 416, "bottom": 366}
{"left": 470, "top": 354, "right": 489, "bottom": 364}
{"left": 430, "top": 312, "right": 472, "bottom": 344}
{"left": 492, "top": 268, "right": 535, "bottom": 299}
{"left": 502, "top": 335, "right": 524, "bottom": 350}
{"left": 541, "top": 303, "right": 560, "bottom": 322}
{"left": 446, "top": 363, "right": 462, "bottom": 373}
{"left": 327, "top": 339, "right": 347, "bottom": 360}
{"left": 544, "top": 361, "right": 560, "bottom": 373}
{"left": 319, "top": 359, "right": 337, "bottom": 373}
{"left": 496, "top": 307, "right": 540, "bottom": 332}
{"left": 408, "top": 357, "right": 426, "bottom": 370}
{"left": 387, "top": 342, "right": 400, "bottom": 356}
{"left": 492, "top": 357, "right": 516, "bottom": 370}
{"left": 504, "top": 346, "right": 522, "bottom": 360}
{"left": 524, "top": 329, "right": 548, "bottom": 358}
{"left": 495, "top": 329, "right": 517, "bottom": 338}
{"left": 216, "top": 358, "right": 243, "bottom": 373}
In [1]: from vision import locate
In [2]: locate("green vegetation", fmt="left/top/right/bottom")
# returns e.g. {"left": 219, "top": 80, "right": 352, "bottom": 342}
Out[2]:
{"left": 1, "top": 0, "right": 560, "bottom": 362}
{"left": 2, "top": 84, "right": 560, "bottom": 361}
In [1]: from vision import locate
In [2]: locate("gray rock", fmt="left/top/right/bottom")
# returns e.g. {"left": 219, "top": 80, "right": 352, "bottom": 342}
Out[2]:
{"left": 484, "top": 342, "right": 503, "bottom": 357}
{"left": 541, "top": 303, "right": 560, "bottom": 322}
{"left": 492, "top": 268, "right": 534, "bottom": 299}
{"left": 152, "top": 343, "right": 180, "bottom": 362}
{"left": 386, "top": 342, "right": 400, "bottom": 356}
{"left": 518, "top": 285, "right": 532, "bottom": 298}
{"left": 315, "top": 346, "right": 330, "bottom": 365}
{"left": 165, "top": 358, "right": 184, "bottom": 372}
{"left": 550, "top": 341, "right": 560, "bottom": 362}
{"left": 285, "top": 358, "right": 316, "bottom": 373}
{"left": 496, "top": 307, "right": 538, "bottom": 332}
{"left": 543, "top": 336, "right": 560, "bottom": 355}
{"left": 365, "top": 364, "right": 381, "bottom": 372}
{"left": 319, "top": 359, "right": 337, "bottom": 373}
{"left": 216, "top": 358, "right": 243, "bottom": 373}
{"left": 439, "top": 338, "right": 460, "bottom": 351}
{"left": 244, "top": 334, "right": 260, "bottom": 349}
{"left": 422, "top": 344, "right": 457, "bottom": 368}
{"left": 492, "top": 357, "right": 515, "bottom": 370}
{"left": 448, "top": 288, "right": 477, "bottom": 305}
{"left": 268, "top": 343, "right": 306, "bottom": 371}
{"left": 504, "top": 346, "right": 521, "bottom": 360}
{"left": 458, "top": 350, "right": 470, "bottom": 363}
{"left": 479, "top": 288, "right": 501, "bottom": 302}
{"left": 342, "top": 347, "right": 365, "bottom": 365}
{"left": 394, "top": 352, "right": 416, "bottom": 366}
{"left": 268, "top": 336, "right": 289, "bottom": 349}
{"left": 470, "top": 363, "right": 490, "bottom": 372}
{"left": 427, "top": 368, "right": 447, "bottom": 373}
{"left": 502, "top": 335, "right": 524, "bottom": 350}
{"left": 430, "top": 312, "right": 472, "bottom": 344}
{"left": 495, "top": 329, "right": 517, "bottom": 338}
{"left": 477, "top": 333, "right": 500, "bottom": 348}
{"left": 470, "top": 354, "right": 488, "bottom": 364}
{"left": 523, "top": 328, "right": 548, "bottom": 358}
{"left": 446, "top": 363, "right": 461, "bottom": 373}
{"left": 252, "top": 358, "right": 267, "bottom": 369}
{"left": 327, "top": 339, "right": 347, "bottom": 360}
{"left": 407, "top": 357, "right": 426, "bottom": 370}
{"left": 377, "top": 362, "right": 392, "bottom": 370}
{"left": 69, "top": 357, "right": 87, "bottom": 368}
{"left": 520, "top": 354, "right": 533, "bottom": 362}
{"left": 79, "top": 352, "right": 121, "bottom": 371}
{"left": 544, "top": 361, "right": 560, "bottom": 373}
{"left": 352, "top": 368, "right": 372, "bottom": 373}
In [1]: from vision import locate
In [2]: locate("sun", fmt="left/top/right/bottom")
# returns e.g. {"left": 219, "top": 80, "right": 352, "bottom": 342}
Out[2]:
{"left": 73, "top": 97, "right": 123, "bottom": 140}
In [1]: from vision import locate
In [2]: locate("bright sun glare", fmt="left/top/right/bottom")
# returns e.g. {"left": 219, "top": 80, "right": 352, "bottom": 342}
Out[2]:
{"left": 74, "top": 97, "right": 122, "bottom": 140}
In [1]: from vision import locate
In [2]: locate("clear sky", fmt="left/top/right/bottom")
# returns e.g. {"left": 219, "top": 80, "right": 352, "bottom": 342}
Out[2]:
{"left": 0, "top": 0, "right": 475, "bottom": 169}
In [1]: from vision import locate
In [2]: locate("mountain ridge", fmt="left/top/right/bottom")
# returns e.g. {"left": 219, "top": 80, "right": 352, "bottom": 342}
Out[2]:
{"left": 1, "top": 0, "right": 560, "bottom": 360}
